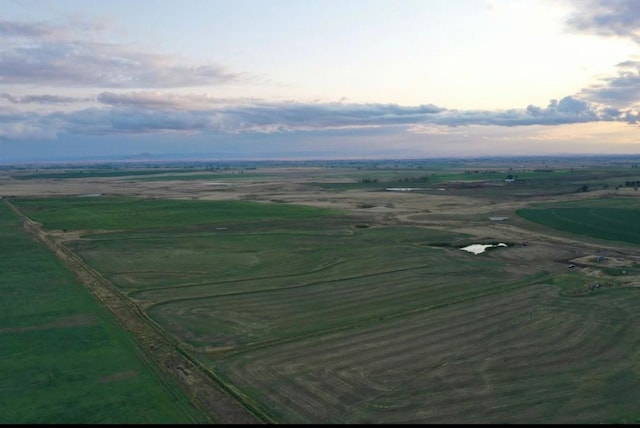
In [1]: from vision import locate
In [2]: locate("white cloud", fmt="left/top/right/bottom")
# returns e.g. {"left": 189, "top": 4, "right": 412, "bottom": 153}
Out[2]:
{"left": 0, "top": 19, "right": 243, "bottom": 88}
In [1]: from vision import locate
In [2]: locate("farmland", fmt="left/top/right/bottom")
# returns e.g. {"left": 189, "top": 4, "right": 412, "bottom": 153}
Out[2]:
{"left": 517, "top": 198, "right": 640, "bottom": 246}
{"left": 2, "top": 155, "right": 640, "bottom": 423}
{"left": 0, "top": 201, "right": 207, "bottom": 423}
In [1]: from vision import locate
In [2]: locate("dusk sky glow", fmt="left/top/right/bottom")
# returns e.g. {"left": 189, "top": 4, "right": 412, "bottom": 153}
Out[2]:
{"left": 1, "top": 0, "right": 640, "bottom": 162}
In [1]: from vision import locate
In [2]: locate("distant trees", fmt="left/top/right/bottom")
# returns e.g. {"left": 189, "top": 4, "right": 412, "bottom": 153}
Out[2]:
{"left": 397, "top": 176, "right": 429, "bottom": 183}
{"left": 360, "top": 176, "right": 428, "bottom": 184}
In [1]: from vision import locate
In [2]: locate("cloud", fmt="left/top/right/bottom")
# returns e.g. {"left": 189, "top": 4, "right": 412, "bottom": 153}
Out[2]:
{"left": 96, "top": 91, "right": 244, "bottom": 110}
{"left": 2, "top": 10, "right": 638, "bottom": 141}
{"left": 579, "top": 60, "right": 640, "bottom": 108}
{"left": 0, "top": 111, "right": 59, "bottom": 139}
{"left": 0, "top": 19, "right": 67, "bottom": 39}
{"left": 220, "top": 102, "right": 447, "bottom": 132}
{"left": 0, "top": 107, "right": 215, "bottom": 140}
{"left": 0, "top": 43, "right": 240, "bottom": 88}
{"left": 426, "top": 96, "right": 621, "bottom": 127}
{"left": 54, "top": 107, "right": 221, "bottom": 135}
{"left": 3, "top": 93, "right": 637, "bottom": 141}
{"left": 565, "top": 0, "right": 640, "bottom": 41}
{"left": 95, "top": 93, "right": 448, "bottom": 131}
{"left": 1, "top": 93, "right": 85, "bottom": 104}
{"left": 562, "top": 2, "right": 640, "bottom": 108}
{"left": 47, "top": 101, "right": 446, "bottom": 136}
{"left": 0, "top": 19, "right": 243, "bottom": 88}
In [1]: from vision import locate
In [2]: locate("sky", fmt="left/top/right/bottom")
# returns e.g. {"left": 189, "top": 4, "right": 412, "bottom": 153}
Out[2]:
{"left": 1, "top": 0, "right": 640, "bottom": 162}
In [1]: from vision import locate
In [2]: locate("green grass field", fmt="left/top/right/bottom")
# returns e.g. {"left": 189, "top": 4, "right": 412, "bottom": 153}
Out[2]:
{"left": 517, "top": 198, "right": 640, "bottom": 245}
{"left": 14, "top": 196, "right": 340, "bottom": 231}
{"left": 0, "top": 202, "right": 207, "bottom": 424}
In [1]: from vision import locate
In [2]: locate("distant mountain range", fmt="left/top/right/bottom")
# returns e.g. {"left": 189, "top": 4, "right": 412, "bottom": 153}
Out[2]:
{"left": 4, "top": 151, "right": 640, "bottom": 167}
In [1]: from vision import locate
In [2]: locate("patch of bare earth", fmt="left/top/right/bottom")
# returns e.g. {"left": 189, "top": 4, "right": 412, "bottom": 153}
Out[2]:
{"left": 98, "top": 369, "right": 138, "bottom": 383}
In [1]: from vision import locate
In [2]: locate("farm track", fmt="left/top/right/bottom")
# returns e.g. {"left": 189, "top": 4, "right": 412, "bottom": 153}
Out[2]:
{"left": 3, "top": 199, "right": 266, "bottom": 425}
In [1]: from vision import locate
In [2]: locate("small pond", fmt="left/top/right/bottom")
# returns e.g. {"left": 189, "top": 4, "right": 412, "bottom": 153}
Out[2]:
{"left": 460, "top": 243, "right": 507, "bottom": 255}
